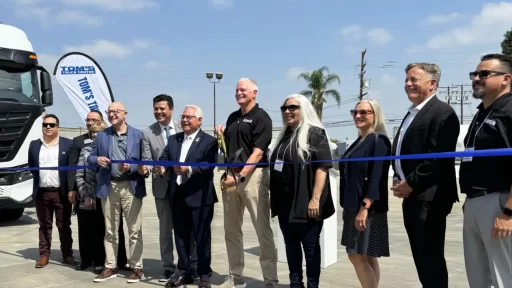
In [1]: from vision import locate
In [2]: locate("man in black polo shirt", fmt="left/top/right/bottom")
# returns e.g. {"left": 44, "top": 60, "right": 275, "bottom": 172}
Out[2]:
{"left": 460, "top": 53, "right": 512, "bottom": 287}
{"left": 215, "top": 78, "right": 278, "bottom": 288}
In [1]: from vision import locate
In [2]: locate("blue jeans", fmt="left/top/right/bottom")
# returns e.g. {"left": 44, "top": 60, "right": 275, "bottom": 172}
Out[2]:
{"left": 278, "top": 212, "right": 323, "bottom": 288}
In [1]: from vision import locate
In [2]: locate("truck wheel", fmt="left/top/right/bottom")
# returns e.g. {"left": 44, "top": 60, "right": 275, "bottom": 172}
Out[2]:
{"left": 0, "top": 208, "right": 25, "bottom": 222}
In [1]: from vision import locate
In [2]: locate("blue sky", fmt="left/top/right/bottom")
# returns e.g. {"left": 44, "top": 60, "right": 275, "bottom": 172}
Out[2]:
{"left": 2, "top": 0, "right": 512, "bottom": 140}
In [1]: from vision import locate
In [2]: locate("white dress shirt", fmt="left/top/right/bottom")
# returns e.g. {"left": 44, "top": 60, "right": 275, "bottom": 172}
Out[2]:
{"left": 159, "top": 120, "right": 176, "bottom": 145}
{"left": 394, "top": 93, "right": 436, "bottom": 180}
{"left": 176, "top": 129, "right": 199, "bottom": 185}
{"left": 39, "top": 137, "right": 60, "bottom": 188}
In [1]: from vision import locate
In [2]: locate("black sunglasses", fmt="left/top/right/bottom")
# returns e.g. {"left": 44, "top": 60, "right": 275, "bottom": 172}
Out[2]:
{"left": 280, "top": 105, "right": 300, "bottom": 112}
{"left": 42, "top": 123, "right": 57, "bottom": 128}
{"left": 350, "top": 109, "right": 373, "bottom": 116}
{"left": 469, "top": 70, "right": 507, "bottom": 80}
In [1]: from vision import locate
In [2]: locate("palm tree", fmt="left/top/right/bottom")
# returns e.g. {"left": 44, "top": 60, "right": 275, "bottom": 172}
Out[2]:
{"left": 297, "top": 66, "right": 341, "bottom": 120}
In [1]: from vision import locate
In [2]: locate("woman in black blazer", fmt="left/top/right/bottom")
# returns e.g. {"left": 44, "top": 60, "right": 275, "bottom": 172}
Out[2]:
{"left": 339, "top": 99, "right": 391, "bottom": 288}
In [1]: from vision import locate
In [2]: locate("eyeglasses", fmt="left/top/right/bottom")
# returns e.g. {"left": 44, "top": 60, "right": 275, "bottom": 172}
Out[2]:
{"left": 469, "top": 70, "right": 507, "bottom": 80}
{"left": 85, "top": 118, "right": 100, "bottom": 123}
{"left": 180, "top": 115, "right": 196, "bottom": 120}
{"left": 105, "top": 109, "right": 125, "bottom": 116}
{"left": 350, "top": 109, "right": 373, "bottom": 116}
{"left": 42, "top": 123, "right": 57, "bottom": 128}
{"left": 280, "top": 105, "right": 300, "bottom": 112}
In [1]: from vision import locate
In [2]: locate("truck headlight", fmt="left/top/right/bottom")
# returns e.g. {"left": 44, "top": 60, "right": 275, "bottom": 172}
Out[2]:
{"left": 14, "top": 170, "right": 33, "bottom": 184}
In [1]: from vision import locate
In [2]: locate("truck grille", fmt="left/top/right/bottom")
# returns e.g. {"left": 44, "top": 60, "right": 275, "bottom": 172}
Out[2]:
{"left": 0, "top": 111, "right": 30, "bottom": 160}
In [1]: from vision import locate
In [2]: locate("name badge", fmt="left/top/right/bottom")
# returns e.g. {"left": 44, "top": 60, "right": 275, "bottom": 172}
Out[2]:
{"left": 84, "top": 139, "right": 93, "bottom": 144}
{"left": 462, "top": 147, "right": 474, "bottom": 162}
{"left": 274, "top": 159, "right": 283, "bottom": 172}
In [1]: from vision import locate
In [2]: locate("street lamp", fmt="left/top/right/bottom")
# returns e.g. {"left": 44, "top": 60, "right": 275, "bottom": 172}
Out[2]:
{"left": 206, "top": 72, "right": 223, "bottom": 130}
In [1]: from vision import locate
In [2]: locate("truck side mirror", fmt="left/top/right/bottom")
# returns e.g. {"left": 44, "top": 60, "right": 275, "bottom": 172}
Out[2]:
{"left": 40, "top": 71, "right": 53, "bottom": 106}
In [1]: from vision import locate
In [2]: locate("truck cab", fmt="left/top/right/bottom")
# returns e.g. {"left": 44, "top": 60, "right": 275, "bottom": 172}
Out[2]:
{"left": 0, "top": 23, "right": 53, "bottom": 221}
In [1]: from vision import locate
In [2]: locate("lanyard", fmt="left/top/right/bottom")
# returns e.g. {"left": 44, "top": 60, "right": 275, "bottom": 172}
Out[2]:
{"left": 465, "top": 109, "right": 493, "bottom": 148}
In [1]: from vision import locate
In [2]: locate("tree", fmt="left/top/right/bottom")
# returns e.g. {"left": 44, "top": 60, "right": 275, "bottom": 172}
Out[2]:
{"left": 297, "top": 66, "right": 341, "bottom": 120}
{"left": 501, "top": 29, "right": 512, "bottom": 57}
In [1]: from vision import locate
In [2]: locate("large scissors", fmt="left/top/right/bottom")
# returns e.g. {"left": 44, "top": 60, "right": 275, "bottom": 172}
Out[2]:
{"left": 217, "top": 131, "right": 243, "bottom": 192}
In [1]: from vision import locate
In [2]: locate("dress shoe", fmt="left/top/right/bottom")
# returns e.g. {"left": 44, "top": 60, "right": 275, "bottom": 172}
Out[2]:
{"left": 62, "top": 256, "right": 79, "bottom": 265}
{"left": 165, "top": 275, "right": 194, "bottom": 287}
{"left": 198, "top": 278, "right": 212, "bottom": 288}
{"left": 35, "top": 256, "right": 49, "bottom": 268}
{"left": 75, "top": 262, "right": 91, "bottom": 270}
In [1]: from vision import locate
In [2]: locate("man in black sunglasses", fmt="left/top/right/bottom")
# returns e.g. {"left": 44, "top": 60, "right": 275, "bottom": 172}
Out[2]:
{"left": 460, "top": 53, "right": 512, "bottom": 287}
{"left": 28, "top": 114, "right": 76, "bottom": 268}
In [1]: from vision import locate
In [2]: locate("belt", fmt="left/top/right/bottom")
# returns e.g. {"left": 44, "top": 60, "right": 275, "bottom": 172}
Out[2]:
{"left": 40, "top": 187, "right": 60, "bottom": 192}
{"left": 467, "top": 190, "right": 497, "bottom": 199}
{"left": 111, "top": 176, "right": 129, "bottom": 182}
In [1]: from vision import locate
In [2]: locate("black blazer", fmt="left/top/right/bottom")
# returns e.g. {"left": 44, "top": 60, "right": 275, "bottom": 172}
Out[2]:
{"left": 159, "top": 129, "right": 219, "bottom": 208}
{"left": 391, "top": 96, "right": 460, "bottom": 207}
{"left": 67, "top": 133, "right": 92, "bottom": 192}
{"left": 28, "top": 137, "right": 73, "bottom": 198}
{"left": 339, "top": 133, "right": 391, "bottom": 213}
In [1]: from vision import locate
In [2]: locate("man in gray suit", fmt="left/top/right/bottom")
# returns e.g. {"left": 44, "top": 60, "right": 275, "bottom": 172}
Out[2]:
{"left": 139, "top": 94, "right": 197, "bottom": 282}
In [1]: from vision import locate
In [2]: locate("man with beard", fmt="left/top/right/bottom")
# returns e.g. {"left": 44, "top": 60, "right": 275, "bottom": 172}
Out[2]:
{"left": 68, "top": 110, "right": 129, "bottom": 273}
{"left": 460, "top": 53, "right": 512, "bottom": 287}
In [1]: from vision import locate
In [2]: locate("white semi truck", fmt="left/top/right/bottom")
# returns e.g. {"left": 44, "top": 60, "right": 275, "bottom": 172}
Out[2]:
{"left": 0, "top": 23, "right": 53, "bottom": 221}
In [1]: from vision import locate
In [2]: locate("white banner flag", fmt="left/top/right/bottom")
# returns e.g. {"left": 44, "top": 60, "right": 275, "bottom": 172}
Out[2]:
{"left": 53, "top": 52, "right": 113, "bottom": 124}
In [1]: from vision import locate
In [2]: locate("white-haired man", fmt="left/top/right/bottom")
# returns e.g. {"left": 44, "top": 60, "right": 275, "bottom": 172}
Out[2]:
{"left": 215, "top": 78, "right": 278, "bottom": 288}
{"left": 155, "top": 105, "right": 218, "bottom": 288}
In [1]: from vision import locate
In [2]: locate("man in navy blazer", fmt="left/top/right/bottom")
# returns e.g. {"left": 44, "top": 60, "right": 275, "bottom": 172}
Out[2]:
{"left": 87, "top": 102, "right": 147, "bottom": 284}
{"left": 28, "top": 114, "right": 78, "bottom": 268}
{"left": 154, "top": 105, "right": 218, "bottom": 288}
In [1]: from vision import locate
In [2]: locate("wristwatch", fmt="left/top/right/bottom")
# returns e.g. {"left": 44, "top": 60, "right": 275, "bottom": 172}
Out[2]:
{"left": 503, "top": 207, "right": 512, "bottom": 217}
{"left": 236, "top": 174, "right": 246, "bottom": 183}
{"left": 360, "top": 201, "right": 369, "bottom": 209}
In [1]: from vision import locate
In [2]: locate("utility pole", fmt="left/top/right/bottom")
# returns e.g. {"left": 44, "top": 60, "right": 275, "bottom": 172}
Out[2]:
{"left": 439, "top": 86, "right": 454, "bottom": 105}
{"left": 359, "top": 48, "right": 367, "bottom": 100}
{"left": 459, "top": 84, "right": 472, "bottom": 125}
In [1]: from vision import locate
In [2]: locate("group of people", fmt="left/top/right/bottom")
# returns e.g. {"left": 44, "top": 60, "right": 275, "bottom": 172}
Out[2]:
{"left": 27, "top": 53, "right": 512, "bottom": 288}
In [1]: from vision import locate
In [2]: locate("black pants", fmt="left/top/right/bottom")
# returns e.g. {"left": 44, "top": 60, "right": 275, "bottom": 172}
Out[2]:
{"left": 402, "top": 199, "right": 449, "bottom": 288}
{"left": 278, "top": 211, "right": 323, "bottom": 288}
{"left": 76, "top": 198, "right": 127, "bottom": 267}
{"left": 172, "top": 191, "right": 212, "bottom": 279}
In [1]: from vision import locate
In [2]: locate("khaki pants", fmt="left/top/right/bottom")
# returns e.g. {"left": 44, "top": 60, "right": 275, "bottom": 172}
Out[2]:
{"left": 102, "top": 181, "right": 143, "bottom": 269}
{"left": 222, "top": 167, "right": 278, "bottom": 282}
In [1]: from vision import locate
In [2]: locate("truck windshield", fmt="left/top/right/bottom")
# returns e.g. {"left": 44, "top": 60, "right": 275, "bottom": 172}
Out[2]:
{"left": 0, "top": 60, "right": 39, "bottom": 104}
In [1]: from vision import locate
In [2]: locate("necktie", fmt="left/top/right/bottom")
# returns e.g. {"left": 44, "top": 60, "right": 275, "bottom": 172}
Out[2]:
{"left": 164, "top": 126, "right": 170, "bottom": 139}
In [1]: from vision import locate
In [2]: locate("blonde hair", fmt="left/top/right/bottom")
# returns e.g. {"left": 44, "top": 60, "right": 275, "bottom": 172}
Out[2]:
{"left": 273, "top": 94, "right": 326, "bottom": 162}
{"left": 355, "top": 99, "right": 387, "bottom": 137}
{"left": 88, "top": 121, "right": 107, "bottom": 133}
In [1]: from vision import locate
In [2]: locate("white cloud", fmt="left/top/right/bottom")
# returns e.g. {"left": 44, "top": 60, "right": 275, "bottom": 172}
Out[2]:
{"left": 60, "top": 0, "right": 157, "bottom": 11}
{"left": 367, "top": 28, "right": 393, "bottom": 45}
{"left": 285, "top": 67, "right": 308, "bottom": 79}
{"left": 416, "top": 2, "right": 512, "bottom": 50}
{"left": 421, "top": 12, "right": 461, "bottom": 25}
{"left": 64, "top": 39, "right": 152, "bottom": 58}
{"left": 13, "top": 0, "right": 102, "bottom": 27}
{"left": 338, "top": 24, "right": 393, "bottom": 46}
{"left": 208, "top": 0, "right": 234, "bottom": 9}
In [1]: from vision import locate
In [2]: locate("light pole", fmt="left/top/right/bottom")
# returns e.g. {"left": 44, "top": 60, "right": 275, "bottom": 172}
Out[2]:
{"left": 206, "top": 72, "right": 223, "bottom": 130}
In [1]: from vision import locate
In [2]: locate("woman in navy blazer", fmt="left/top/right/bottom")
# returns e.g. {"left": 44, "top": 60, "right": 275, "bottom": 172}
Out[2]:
{"left": 339, "top": 99, "right": 391, "bottom": 288}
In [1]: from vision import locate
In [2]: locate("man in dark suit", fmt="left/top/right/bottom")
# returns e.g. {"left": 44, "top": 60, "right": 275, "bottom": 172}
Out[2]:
{"left": 68, "top": 110, "right": 129, "bottom": 272}
{"left": 28, "top": 114, "right": 78, "bottom": 268}
{"left": 154, "top": 105, "right": 218, "bottom": 288}
{"left": 391, "top": 63, "right": 460, "bottom": 288}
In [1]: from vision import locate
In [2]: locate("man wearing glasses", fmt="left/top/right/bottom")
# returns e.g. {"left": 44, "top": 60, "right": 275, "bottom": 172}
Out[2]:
{"left": 87, "top": 102, "right": 147, "bottom": 283}
{"left": 68, "top": 110, "right": 130, "bottom": 273}
{"left": 28, "top": 114, "right": 76, "bottom": 268}
{"left": 460, "top": 53, "right": 512, "bottom": 287}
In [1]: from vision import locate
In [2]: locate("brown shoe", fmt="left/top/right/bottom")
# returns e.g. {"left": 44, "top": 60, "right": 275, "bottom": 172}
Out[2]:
{"left": 35, "top": 256, "right": 49, "bottom": 268}
{"left": 127, "top": 268, "right": 144, "bottom": 283}
{"left": 62, "top": 256, "right": 78, "bottom": 265}
{"left": 93, "top": 268, "right": 118, "bottom": 282}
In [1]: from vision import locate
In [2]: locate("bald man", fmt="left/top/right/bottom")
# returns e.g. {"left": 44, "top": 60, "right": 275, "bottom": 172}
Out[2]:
{"left": 88, "top": 102, "right": 148, "bottom": 283}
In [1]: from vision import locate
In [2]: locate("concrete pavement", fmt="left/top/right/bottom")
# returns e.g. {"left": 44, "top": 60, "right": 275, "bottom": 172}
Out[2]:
{"left": 0, "top": 171, "right": 470, "bottom": 287}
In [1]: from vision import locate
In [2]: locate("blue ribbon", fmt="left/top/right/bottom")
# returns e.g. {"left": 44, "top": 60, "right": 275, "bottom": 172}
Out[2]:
{"left": 4, "top": 147, "right": 512, "bottom": 171}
